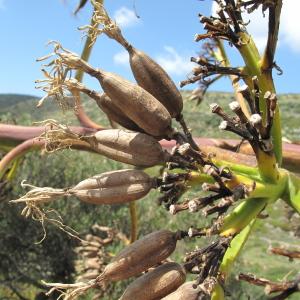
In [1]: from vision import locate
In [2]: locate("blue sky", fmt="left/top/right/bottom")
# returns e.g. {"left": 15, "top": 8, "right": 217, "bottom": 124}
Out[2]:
{"left": 0, "top": 0, "right": 299, "bottom": 97}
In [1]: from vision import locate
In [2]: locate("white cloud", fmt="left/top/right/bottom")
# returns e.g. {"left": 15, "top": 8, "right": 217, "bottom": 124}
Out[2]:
{"left": 156, "top": 46, "right": 194, "bottom": 76}
{"left": 211, "top": 0, "right": 300, "bottom": 53}
{"left": 280, "top": 0, "right": 300, "bottom": 52}
{"left": 113, "top": 50, "right": 129, "bottom": 66}
{"left": 113, "top": 7, "right": 139, "bottom": 28}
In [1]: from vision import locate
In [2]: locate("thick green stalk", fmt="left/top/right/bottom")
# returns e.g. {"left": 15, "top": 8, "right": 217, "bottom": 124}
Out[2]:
{"left": 238, "top": 32, "right": 282, "bottom": 171}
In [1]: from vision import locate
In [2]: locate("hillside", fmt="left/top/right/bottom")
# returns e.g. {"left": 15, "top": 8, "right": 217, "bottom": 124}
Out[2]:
{"left": 1, "top": 92, "right": 300, "bottom": 140}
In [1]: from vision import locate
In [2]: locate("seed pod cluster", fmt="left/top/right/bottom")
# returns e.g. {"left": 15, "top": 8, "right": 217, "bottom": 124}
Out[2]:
{"left": 71, "top": 169, "right": 155, "bottom": 205}
{"left": 100, "top": 14, "right": 183, "bottom": 119}
{"left": 120, "top": 262, "right": 186, "bottom": 300}
{"left": 94, "top": 93, "right": 142, "bottom": 132}
{"left": 94, "top": 69, "right": 173, "bottom": 137}
{"left": 96, "top": 230, "right": 181, "bottom": 284}
{"left": 84, "top": 129, "right": 168, "bottom": 167}
{"left": 127, "top": 46, "right": 183, "bottom": 119}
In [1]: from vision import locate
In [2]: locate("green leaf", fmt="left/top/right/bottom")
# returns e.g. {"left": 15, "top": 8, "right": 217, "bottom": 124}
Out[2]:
{"left": 220, "top": 219, "right": 256, "bottom": 277}
{"left": 284, "top": 172, "right": 300, "bottom": 214}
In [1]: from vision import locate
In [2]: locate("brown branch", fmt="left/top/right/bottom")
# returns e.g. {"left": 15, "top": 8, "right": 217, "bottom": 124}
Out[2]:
{"left": 238, "top": 273, "right": 300, "bottom": 300}
{"left": 270, "top": 247, "right": 300, "bottom": 260}
{"left": 72, "top": 90, "right": 103, "bottom": 130}
{"left": 262, "top": 0, "right": 283, "bottom": 71}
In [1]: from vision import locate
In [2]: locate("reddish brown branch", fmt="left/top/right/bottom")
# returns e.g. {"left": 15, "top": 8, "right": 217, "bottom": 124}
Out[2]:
{"left": 72, "top": 89, "right": 103, "bottom": 130}
{"left": 0, "top": 124, "right": 97, "bottom": 146}
{"left": 0, "top": 138, "right": 44, "bottom": 178}
{"left": 2, "top": 124, "right": 300, "bottom": 172}
{"left": 0, "top": 137, "right": 96, "bottom": 178}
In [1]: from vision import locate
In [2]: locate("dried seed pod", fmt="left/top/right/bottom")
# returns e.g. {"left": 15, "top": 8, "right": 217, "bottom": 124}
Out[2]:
{"left": 127, "top": 46, "right": 183, "bottom": 119}
{"left": 95, "top": 93, "right": 142, "bottom": 132}
{"left": 161, "top": 281, "right": 201, "bottom": 300}
{"left": 94, "top": 70, "right": 173, "bottom": 137}
{"left": 71, "top": 169, "right": 155, "bottom": 205}
{"left": 96, "top": 230, "right": 181, "bottom": 284}
{"left": 78, "top": 270, "right": 99, "bottom": 281}
{"left": 84, "top": 129, "right": 168, "bottom": 167}
{"left": 79, "top": 246, "right": 99, "bottom": 254}
{"left": 84, "top": 258, "right": 100, "bottom": 270}
{"left": 120, "top": 262, "right": 186, "bottom": 300}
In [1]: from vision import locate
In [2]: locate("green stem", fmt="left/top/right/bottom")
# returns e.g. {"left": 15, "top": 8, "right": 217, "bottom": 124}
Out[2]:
{"left": 212, "top": 158, "right": 260, "bottom": 180}
{"left": 211, "top": 282, "right": 225, "bottom": 300}
{"left": 283, "top": 172, "right": 300, "bottom": 214}
{"left": 220, "top": 197, "right": 268, "bottom": 237}
{"left": 238, "top": 32, "right": 282, "bottom": 172}
{"left": 73, "top": 0, "right": 104, "bottom": 130}
{"left": 215, "top": 39, "right": 251, "bottom": 118}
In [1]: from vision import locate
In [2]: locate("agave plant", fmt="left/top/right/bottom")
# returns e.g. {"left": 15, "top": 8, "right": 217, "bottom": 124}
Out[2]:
{"left": 2, "top": 0, "right": 300, "bottom": 299}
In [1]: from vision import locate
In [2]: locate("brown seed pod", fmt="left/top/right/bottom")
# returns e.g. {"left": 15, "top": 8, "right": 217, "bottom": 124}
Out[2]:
{"left": 79, "top": 246, "right": 99, "bottom": 254}
{"left": 94, "top": 70, "right": 173, "bottom": 137}
{"left": 119, "top": 262, "right": 186, "bottom": 300}
{"left": 84, "top": 129, "right": 168, "bottom": 167}
{"left": 161, "top": 281, "right": 201, "bottom": 300}
{"left": 78, "top": 270, "right": 99, "bottom": 281}
{"left": 127, "top": 46, "right": 183, "bottom": 119}
{"left": 95, "top": 93, "right": 142, "bottom": 132}
{"left": 84, "top": 258, "right": 100, "bottom": 270}
{"left": 71, "top": 169, "right": 155, "bottom": 205}
{"left": 96, "top": 230, "right": 182, "bottom": 284}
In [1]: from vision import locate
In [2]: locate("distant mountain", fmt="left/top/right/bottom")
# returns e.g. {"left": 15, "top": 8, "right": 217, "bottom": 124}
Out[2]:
{"left": 0, "top": 94, "right": 39, "bottom": 111}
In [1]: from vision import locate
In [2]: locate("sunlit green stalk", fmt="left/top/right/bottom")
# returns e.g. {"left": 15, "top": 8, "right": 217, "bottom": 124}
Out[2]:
{"left": 238, "top": 32, "right": 282, "bottom": 171}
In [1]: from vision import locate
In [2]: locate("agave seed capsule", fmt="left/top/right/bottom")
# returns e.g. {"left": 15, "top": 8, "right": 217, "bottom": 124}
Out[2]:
{"left": 71, "top": 169, "right": 155, "bottom": 205}
{"left": 95, "top": 93, "right": 142, "bottom": 132}
{"left": 120, "top": 262, "right": 186, "bottom": 300}
{"left": 95, "top": 230, "right": 183, "bottom": 284}
{"left": 83, "top": 129, "right": 169, "bottom": 167}
{"left": 12, "top": 170, "right": 155, "bottom": 208}
{"left": 161, "top": 281, "right": 201, "bottom": 300}
{"left": 127, "top": 46, "right": 183, "bottom": 119}
{"left": 94, "top": 70, "right": 173, "bottom": 137}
